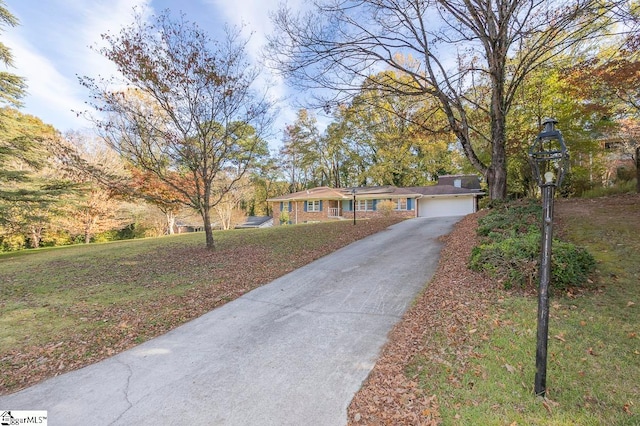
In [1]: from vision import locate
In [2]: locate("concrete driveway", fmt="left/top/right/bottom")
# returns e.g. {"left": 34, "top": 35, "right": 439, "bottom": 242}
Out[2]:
{"left": 0, "top": 216, "right": 461, "bottom": 425}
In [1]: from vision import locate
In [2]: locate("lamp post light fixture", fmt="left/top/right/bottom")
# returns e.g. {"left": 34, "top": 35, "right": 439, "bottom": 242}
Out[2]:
{"left": 529, "top": 118, "right": 569, "bottom": 398}
{"left": 351, "top": 188, "right": 357, "bottom": 225}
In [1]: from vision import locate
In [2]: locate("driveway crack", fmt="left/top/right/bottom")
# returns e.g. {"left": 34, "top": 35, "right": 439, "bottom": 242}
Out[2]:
{"left": 108, "top": 358, "right": 134, "bottom": 425}
{"left": 242, "top": 296, "right": 402, "bottom": 319}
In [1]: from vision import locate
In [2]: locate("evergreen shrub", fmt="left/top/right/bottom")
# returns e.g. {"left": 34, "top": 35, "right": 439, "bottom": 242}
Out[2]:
{"left": 469, "top": 199, "right": 596, "bottom": 291}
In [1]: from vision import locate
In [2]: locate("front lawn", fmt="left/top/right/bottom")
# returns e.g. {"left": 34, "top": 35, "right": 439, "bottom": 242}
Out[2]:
{"left": 0, "top": 218, "right": 401, "bottom": 395}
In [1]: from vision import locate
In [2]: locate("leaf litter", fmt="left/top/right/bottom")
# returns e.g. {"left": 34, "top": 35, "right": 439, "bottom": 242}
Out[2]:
{"left": 1, "top": 218, "right": 401, "bottom": 395}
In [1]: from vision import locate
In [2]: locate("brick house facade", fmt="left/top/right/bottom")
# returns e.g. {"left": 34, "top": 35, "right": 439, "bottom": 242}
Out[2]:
{"left": 267, "top": 176, "right": 484, "bottom": 225}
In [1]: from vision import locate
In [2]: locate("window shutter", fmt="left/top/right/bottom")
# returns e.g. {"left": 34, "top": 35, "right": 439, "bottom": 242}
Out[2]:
{"left": 280, "top": 202, "right": 283, "bottom": 211}
{"left": 407, "top": 198, "right": 413, "bottom": 210}
{"left": 304, "top": 201, "right": 307, "bottom": 212}
{"left": 348, "top": 200, "right": 353, "bottom": 211}
{"left": 373, "top": 199, "right": 378, "bottom": 211}
{"left": 319, "top": 200, "right": 323, "bottom": 211}
{"left": 288, "top": 201, "right": 292, "bottom": 212}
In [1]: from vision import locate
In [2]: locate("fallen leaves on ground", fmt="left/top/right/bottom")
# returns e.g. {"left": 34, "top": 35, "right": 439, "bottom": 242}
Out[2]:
{"left": 1, "top": 218, "right": 401, "bottom": 396}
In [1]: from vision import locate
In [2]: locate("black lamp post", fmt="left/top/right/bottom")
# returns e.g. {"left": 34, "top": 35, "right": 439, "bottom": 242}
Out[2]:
{"left": 351, "top": 188, "right": 356, "bottom": 225}
{"left": 529, "top": 118, "right": 569, "bottom": 397}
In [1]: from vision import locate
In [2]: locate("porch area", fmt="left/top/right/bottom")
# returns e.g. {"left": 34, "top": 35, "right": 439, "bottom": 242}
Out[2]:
{"left": 328, "top": 200, "right": 343, "bottom": 218}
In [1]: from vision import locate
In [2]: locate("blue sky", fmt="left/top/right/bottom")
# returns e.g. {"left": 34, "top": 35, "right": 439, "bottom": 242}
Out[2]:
{"left": 4, "top": 0, "right": 305, "bottom": 148}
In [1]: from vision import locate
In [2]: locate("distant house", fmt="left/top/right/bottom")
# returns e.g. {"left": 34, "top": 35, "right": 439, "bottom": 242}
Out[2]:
{"left": 235, "top": 216, "right": 274, "bottom": 229}
{"left": 175, "top": 221, "right": 206, "bottom": 233}
{"left": 600, "top": 137, "right": 638, "bottom": 184}
{"left": 267, "top": 174, "right": 484, "bottom": 225}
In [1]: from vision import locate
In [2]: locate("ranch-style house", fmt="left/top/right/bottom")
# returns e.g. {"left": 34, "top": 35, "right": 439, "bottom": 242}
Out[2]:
{"left": 267, "top": 174, "right": 484, "bottom": 226}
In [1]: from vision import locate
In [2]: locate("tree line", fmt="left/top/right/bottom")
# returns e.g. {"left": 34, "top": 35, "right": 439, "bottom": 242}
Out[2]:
{"left": 1, "top": 1, "right": 638, "bottom": 251}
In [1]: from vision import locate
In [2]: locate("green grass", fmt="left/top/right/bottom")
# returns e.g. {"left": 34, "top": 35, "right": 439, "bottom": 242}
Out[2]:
{"left": 423, "top": 296, "right": 638, "bottom": 425}
{"left": 409, "top": 196, "right": 639, "bottom": 425}
{"left": 580, "top": 179, "right": 637, "bottom": 198}
{"left": 0, "top": 233, "right": 206, "bottom": 347}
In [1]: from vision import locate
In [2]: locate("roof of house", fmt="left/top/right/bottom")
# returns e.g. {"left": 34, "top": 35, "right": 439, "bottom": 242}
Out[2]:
{"left": 235, "top": 216, "right": 273, "bottom": 229}
{"left": 266, "top": 185, "right": 427, "bottom": 202}
{"left": 406, "top": 185, "right": 484, "bottom": 196}
{"left": 436, "top": 174, "right": 483, "bottom": 190}
{"left": 267, "top": 175, "right": 485, "bottom": 202}
{"left": 267, "top": 187, "right": 346, "bottom": 202}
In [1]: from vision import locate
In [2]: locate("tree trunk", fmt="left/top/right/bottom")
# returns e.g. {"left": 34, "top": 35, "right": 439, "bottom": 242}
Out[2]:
{"left": 488, "top": 123, "right": 508, "bottom": 200}
{"left": 84, "top": 213, "right": 94, "bottom": 244}
{"left": 202, "top": 207, "right": 215, "bottom": 250}
{"left": 636, "top": 145, "right": 640, "bottom": 193}
{"left": 30, "top": 227, "right": 41, "bottom": 249}
{"left": 487, "top": 47, "right": 508, "bottom": 201}
{"left": 486, "top": 164, "right": 506, "bottom": 200}
{"left": 166, "top": 211, "right": 176, "bottom": 235}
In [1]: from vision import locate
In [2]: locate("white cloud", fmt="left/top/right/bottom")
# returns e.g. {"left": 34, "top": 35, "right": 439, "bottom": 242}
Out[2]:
{"left": 5, "top": 0, "right": 150, "bottom": 131}
{"left": 6, "top": 35, "right": 85, "bottom": 127}
{"left": 5, "top": 0, "right": 310, "bottom": 146}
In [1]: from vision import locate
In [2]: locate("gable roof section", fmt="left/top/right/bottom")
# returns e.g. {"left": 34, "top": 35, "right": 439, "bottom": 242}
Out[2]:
{"left": 406, "top": 185, "right": 484, "bottom": 196}
{"left": 235, "top": 216, "right": 273, "bottom": 229}
{"left": 267, "top": 186, "right": 347, "bottom": 202}
{"left": 267, "top": 176, "right": 485, "bottom": 202}
{"left": 268, "top": 186, "right": 432, "bottom": 202}
{"left": 437, "top": 174, "right": 482, "bottom": 189}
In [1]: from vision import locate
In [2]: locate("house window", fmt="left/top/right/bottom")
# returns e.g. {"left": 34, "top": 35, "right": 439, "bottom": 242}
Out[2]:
{"left": 356, "top": 199, "right": 373, "bottom": 211}
{"left": 395, "top": 198, "right": 408, "bottom": 210}
{"left": 307, "top": 200, "right": 321, "bottom": 212}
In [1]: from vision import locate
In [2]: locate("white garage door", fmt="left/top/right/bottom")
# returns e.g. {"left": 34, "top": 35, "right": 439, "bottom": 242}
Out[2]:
{"left": 418, "top": 196, "right": 475, "bottom": 218}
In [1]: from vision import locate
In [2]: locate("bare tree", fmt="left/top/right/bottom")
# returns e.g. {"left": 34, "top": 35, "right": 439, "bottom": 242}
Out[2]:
{"left": 212, "top": 172, "right": 251, "bottom": 230}
{"left": 80, "top": 10, "right": 272, "bottom": 249}
{"left": 637, "top": 145, "right": 640, "bottom": 192}
{"left": 57, "top": 131, "right": 129, "bottom": 244}
{"left": 268, "top": 0, "right": 623, "bottom": 199}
